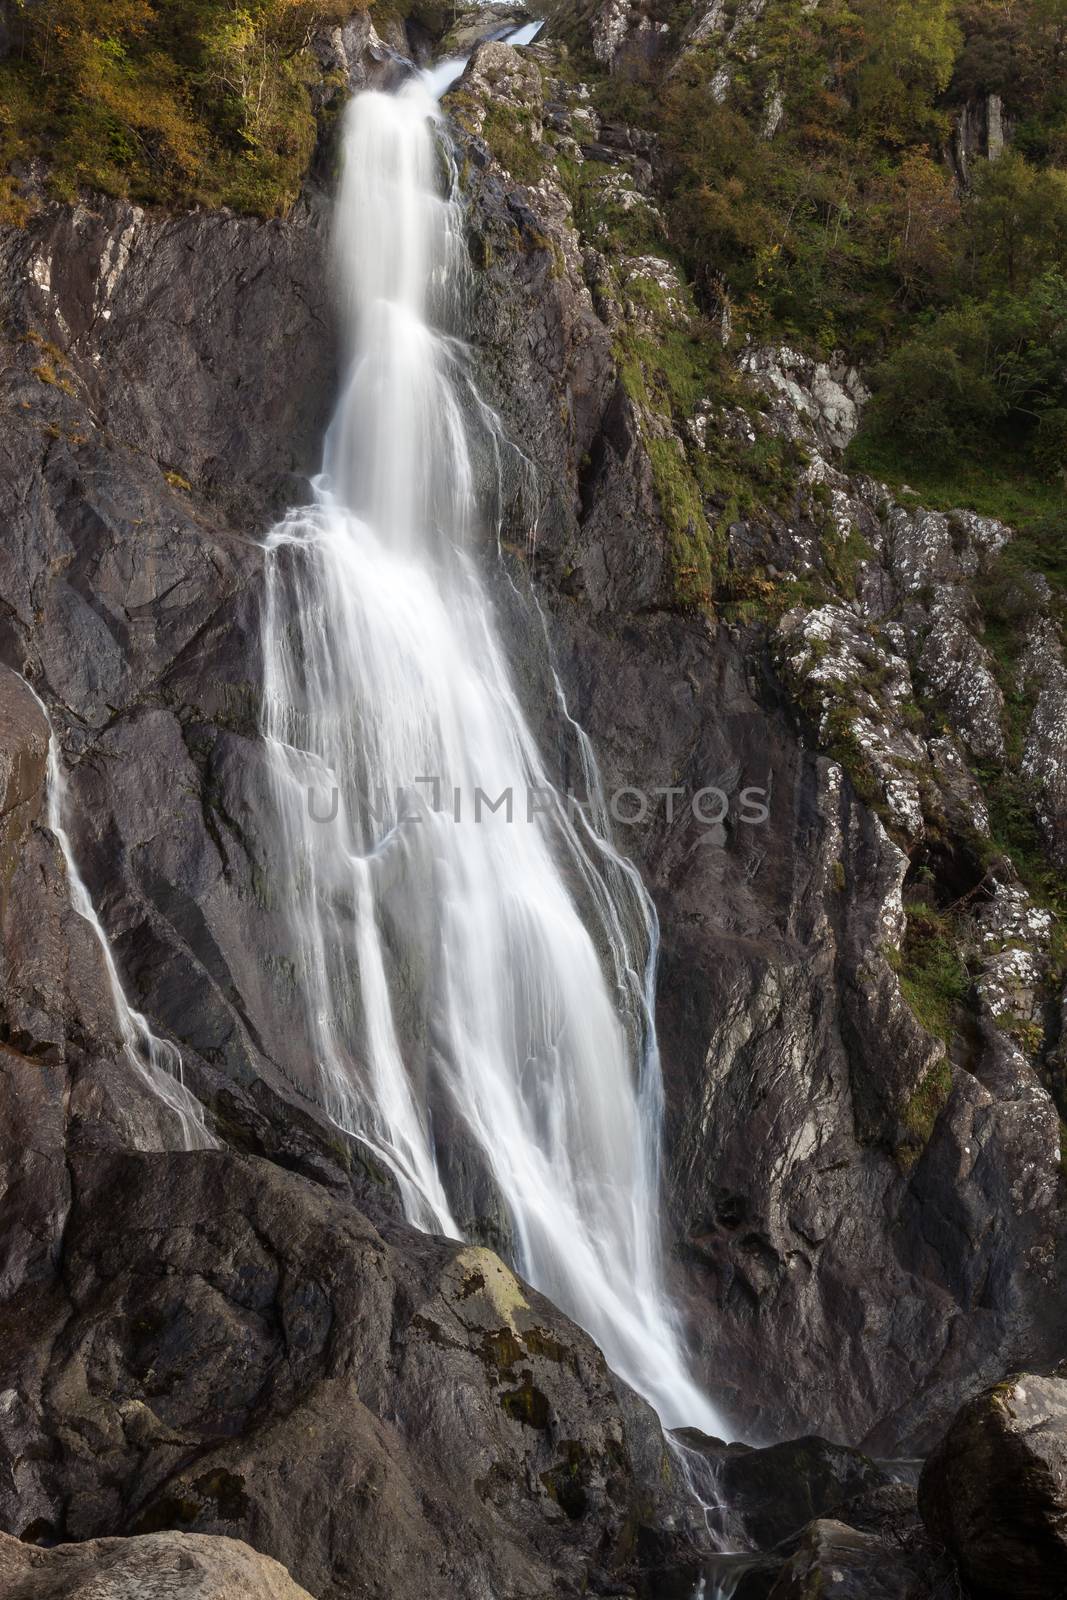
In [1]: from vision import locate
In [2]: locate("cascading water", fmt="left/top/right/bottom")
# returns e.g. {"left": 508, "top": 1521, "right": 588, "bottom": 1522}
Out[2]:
{"left": 261, "top": 45, "right": 724, "bottom": 1436}
{"left": 24, "top": 682, "right": 214, "bottom": 1152}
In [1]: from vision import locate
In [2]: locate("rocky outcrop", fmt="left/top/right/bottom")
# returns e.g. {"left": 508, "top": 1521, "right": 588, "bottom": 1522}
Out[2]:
{"left": 678, "top": 1433, "right": 948, "bottom": 1596}
{"left": 0, "top": 1528, "right": 314, "bottom": 1599}
{"left": 919, "top": 1372, "right": 1067, "bottom": 1597}
{"left": 766, "top": 1519, "right": 932, "bottom": 1600}
{"left": 0, "top": 8, "right": 1065, "bottom": 1597}
{"left": 2, "top": 1147, "right": 685, "bottom": 1599}
{"left": 454, "top": 32, "right": 1067, "bottom": 1453}
{"left": 442, "top": 6, "right": 532, "bottom": 53}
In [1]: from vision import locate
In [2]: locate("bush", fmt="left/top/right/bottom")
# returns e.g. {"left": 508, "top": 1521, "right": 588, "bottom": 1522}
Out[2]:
{"left": 861, "top": 271, "right": 1067, "bottom": 470}
{"left": 0, "top": 0, "right": 362, "bottom": 218}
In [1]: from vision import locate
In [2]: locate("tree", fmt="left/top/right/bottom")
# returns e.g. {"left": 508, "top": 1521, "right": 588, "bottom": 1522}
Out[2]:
{"left": 849, "top": 0, "right": 962, "bottom": 141}
{"left": 966, "top": 148, "right": 1067, "bottom": 289}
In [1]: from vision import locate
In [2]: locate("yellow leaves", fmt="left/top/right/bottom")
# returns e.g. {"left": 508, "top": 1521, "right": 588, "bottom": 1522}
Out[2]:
{"left": 1, "top": 0, "right": 342, "bottom": 215}
{"left": 849, "top": 0, "right": 962, "bottom": 142}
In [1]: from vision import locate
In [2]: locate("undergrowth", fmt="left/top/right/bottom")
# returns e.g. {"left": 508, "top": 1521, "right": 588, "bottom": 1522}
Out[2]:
{"left": 0, "top": 0, "right": 416, "bottom": 220}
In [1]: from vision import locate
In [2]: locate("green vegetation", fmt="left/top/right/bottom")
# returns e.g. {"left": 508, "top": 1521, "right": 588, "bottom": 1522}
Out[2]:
{"left": 858, "top": 271, "right": 1067, "bottom": 474}
{"left": 899, "top": 1057, "right": 955, "bottom": 1160}
{"left": 552, "top": 152, "right": 806, "bottom": 607}
{"left": 0, "top": 0, "right": 390, "bottom": 219}
{"left": 654, "top": 0, "right": 1067, "bottom": 507}
{"left": 888, "top": 900, "right": 972, "bottom": 1046}
{"left": 478, "top": 101, "right": 545, "bottom": 184}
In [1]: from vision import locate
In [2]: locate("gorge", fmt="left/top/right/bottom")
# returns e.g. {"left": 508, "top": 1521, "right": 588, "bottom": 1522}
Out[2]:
{"left": 0, "top": 2, "right": 1065, "bottom": 1598}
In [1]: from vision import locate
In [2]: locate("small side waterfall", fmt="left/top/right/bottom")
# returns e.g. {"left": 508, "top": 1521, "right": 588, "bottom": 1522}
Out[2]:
{"left": 26, "top": 684, "right": 214, "bottom": 1151}
{"left": 260, "top": 55, "right": 723, "bottom": 1434}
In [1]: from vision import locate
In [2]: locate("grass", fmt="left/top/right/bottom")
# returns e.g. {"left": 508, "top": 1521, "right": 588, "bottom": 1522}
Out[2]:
{"left": 899, "top": 1057, "right": 955, "bottom": 1161}
{"left": 845, "top": 432, "right": 1066, "bottom": 543}
{"left": 477, "top": 102, "right": 546, "bottom": 186}
{"left": 888, "top": 900, "right": 971, "bottom": 1047}
{"left": 887, "top": 900, "right": 967, "bottom": 1163}
{"left": 646, "top": 435, "right": 716, "bottom": 607}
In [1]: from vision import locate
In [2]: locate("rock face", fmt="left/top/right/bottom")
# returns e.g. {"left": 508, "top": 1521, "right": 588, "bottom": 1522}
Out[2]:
{"left": 3, "top": 1147, "right": 684, "bottom": 1599}
{"left": 455, "top": 29, "right": 1067, "bottom": 1452}
{"left": 0, "top": 1528, "right": 314, "bottom": 1599}
{"left": 766, "top": 1519, "right": 931, "bottom": 1600}
{"left": 680, "top": 1433, "right": 946, "bottom": 1596}
{"left": 0, "top": 4, "right": 1065, "bottom": 1596}
{"left": 0, "top": 36, "right": 691, "bottom": 1594}
{"left": 919, "top": 1373, "right": 1067, "bottom": 1597}
{"left": 686, "top": 1434, "right": 895, "bottom": 1549}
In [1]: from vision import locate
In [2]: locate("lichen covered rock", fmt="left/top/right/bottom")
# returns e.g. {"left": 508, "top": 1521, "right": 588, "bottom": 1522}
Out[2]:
{"left": 919, "top": 1373, "right": 1067, "bottom": 1597}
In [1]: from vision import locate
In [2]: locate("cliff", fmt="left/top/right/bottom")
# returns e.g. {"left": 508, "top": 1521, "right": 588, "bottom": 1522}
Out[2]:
{"left": 0, "top": 3, "right": 1065, "bottom": 1598}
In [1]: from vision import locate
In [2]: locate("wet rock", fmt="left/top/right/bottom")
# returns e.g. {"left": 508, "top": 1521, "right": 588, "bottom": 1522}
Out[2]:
{"left": 442, "top": 6, "right": 532, "bottom": 53}
{"left": 461, "top": 25, "right": 1067, "bottom": 1456}
{"left": 680, "top": 1434, "right": 895, "bottom": 1549}
{"left": 0, "top": 196, "right": 334, "bottom": 532}
{"left": 0, "top": 0, "right": 1064, "bottom": 1534}
{"left": 309, "top": 13, "right": 411, "bottom": 100}
{"left": 0, "top": 1528, "right": 313, "bottom": 1599}
{"left": 919, "top": 1372, "right": 1067, "bottom": 1597}
{"left": 766, "top": 1519, "right": 933, "bottom": 1599}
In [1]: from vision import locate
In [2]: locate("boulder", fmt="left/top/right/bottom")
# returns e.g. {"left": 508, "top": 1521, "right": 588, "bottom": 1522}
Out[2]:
{"left": 0, "top": 1528, "right": 312, "bottom": 1599}
{"left": 2, "top": 1147, "right": 689, "bottom": 1600}
{"left": 919, "top": 1372, "right": 1067, "bottom": 1596}
{"left": 677, "top": 1432, "right": 894, "bottom": 1549}
{"left": 765, "top": 1519, "right": 932, "bottom": 1599}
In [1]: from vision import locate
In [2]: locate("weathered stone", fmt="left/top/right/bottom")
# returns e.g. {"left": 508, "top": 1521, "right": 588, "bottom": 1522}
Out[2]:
{"left": 3, "top": 1149, "right": 686, "bottom": 1599}
{"left": 919, "top": 1373, "right": 1067, "bottom": 1596}
{"left": 457, "top": 20, "right": 1067, "bottom": 1457}
{"left": 766, "top": 1519, "right": 933, "bottom": 1599}
{"left": 0, "top": 1528, "right": 313, "bottom": 1599}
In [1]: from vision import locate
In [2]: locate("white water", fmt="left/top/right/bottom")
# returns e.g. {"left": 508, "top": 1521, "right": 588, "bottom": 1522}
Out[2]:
{"left": 260, "top": 52, "right": 723, "bottom": 1435}
{"left": 25, "top": 684, "right": 214, "bottom": 1151}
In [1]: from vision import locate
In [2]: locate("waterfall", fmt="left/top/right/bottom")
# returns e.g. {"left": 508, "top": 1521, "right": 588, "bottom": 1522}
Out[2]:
{"left": 25, "top": 683, "right": 214, "bottom": 1152}
{"left": 260, "top": 51, "right": 724, "bottom": 1436}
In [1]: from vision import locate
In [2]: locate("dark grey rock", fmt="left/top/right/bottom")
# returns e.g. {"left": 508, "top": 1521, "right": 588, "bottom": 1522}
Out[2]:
{"left": 457, "top": 36, "right": 1067, "bottom": 1456}
{"left": 919, "top": 1372, "right": 1067, "bottom": 1597}
{"left": 766, "top": 1519, "right": 933, "bottom": 1599}
{"left": 6, "top": 1147, "right": 689, "bottom": 1600}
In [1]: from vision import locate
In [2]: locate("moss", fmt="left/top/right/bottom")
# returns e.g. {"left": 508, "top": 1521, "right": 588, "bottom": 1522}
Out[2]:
{"left": 523, "top": 1326, "right": 571, "bottom": 1365}
{"left": 499, "top": 1375, "right": 550, "bottom": 1428}
{"left": 455, "top": 1246, "right": 530, "bottom": 1327}
{"left": 540, "top": 1440, "right": 590, "bottom": 1520}
{"left": 481, "top": 1327, "right": 524, "bottom": 1374}
{"left": 898, "top": 1056, "right": 954, "bottom": 1165}
{"left": 823, "top": 707, "right": 884, "bottom": 813}
{"left": 822, "top": 524, "right": 875, "bottom": 595}
{"left": 559, "top": 156, "right": 667, "bottom": 258}
{"left": 478, "top": 102, "right": 545, "bottom": 187}
{"left": 993, "top": 1011, "right": 1044, "bottom": 1054}
{"left": 887, "top": 901, "right": 971, "bottom": 1047}
{"left": 646, "top": 435, "right": 715, "bottom": 607}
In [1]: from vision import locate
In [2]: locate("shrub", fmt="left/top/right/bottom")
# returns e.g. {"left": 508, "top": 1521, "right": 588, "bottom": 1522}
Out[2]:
{"left": 861, "top": 270, "right": 1067, "bottom": 471}
{"left": 0, "top": 0, "right": 362, "bottom": 217}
